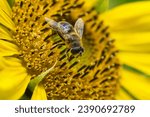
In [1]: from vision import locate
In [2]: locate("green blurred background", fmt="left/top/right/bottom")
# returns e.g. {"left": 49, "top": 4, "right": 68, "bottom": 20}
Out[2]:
{"left": 109, "top": 0, "right": 149, "bottom": 8}
{"left": 96, "top": 0, "right": 150, "bottom": 13}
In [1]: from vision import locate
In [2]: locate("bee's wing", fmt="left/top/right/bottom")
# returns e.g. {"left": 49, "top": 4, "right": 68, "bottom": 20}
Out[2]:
{"left": 74, "top": 18, "right": 84, "bottom": 38}
{"left": 45, "top": 17, "right": 58, "bottom": 30}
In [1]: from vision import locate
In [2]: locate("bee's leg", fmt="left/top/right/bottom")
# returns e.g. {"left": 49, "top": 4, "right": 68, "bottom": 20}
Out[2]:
{"left": 75, "top": 51, "right": 83, "bottom": 58}
{"left": 75, "top": 54, "right": 81, "bottom": 58}
{"left": 50, "top": 42, "right": 65, "bottom": 50}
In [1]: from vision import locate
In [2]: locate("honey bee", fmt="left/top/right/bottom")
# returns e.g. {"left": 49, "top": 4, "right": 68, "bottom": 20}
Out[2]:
{"left": 45, "top": 17, "right": 84, "bottom": 55}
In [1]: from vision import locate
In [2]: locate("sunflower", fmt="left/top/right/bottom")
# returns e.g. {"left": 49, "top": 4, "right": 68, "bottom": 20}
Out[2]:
{"left": 0, "top": 0, "right": 149, "bottom": 100}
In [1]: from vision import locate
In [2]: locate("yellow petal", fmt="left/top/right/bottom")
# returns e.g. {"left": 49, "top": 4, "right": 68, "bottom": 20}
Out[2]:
{"left": 115, "top": 88, "right": 133, "bottom": 100}
{"left": 0, "top": 4, "right": 15, "bottom": 31}
{"left": 0, "top": 57, "right": 30, "bottom": 99}
{"left": 114, "top": 32, "right": 150, "bottom": 53}
{"left": 101, "top": 1, "right": 150, "bottom": 51}
{"left": 83, "top": 0, "right": 98, "bottom": 9}
{"left": 119, "top": 69, "right": 150, "bottom": 99}
{"left": 0, "top": 0, "right": 12, "bottom": 16}
{"left": 0, "top": 39, "right": 19, "bottom": 57}
{"left": 101, "top": 1, "right": 150, "bottom": 75}
{"left": 0, "top": 24, "right": 13, "bottom": 41}
{"left": 101, "top": 1, "right": 150, "bottom": 33}
{"left": 31, "top": 83, "right": 47, "bottom": 100}
{"left": 119, "top": 52, "right": 150, "bottom": 75}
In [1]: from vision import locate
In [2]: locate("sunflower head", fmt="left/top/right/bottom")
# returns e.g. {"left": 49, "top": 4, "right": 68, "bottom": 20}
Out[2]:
{"left": 1, "top": 0, "right": 120, "bottom": 99}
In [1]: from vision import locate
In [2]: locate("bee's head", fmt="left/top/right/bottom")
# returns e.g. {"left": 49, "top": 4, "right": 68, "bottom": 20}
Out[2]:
{"left": 71, "top": 47, "right": 84, "bottom": 55}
